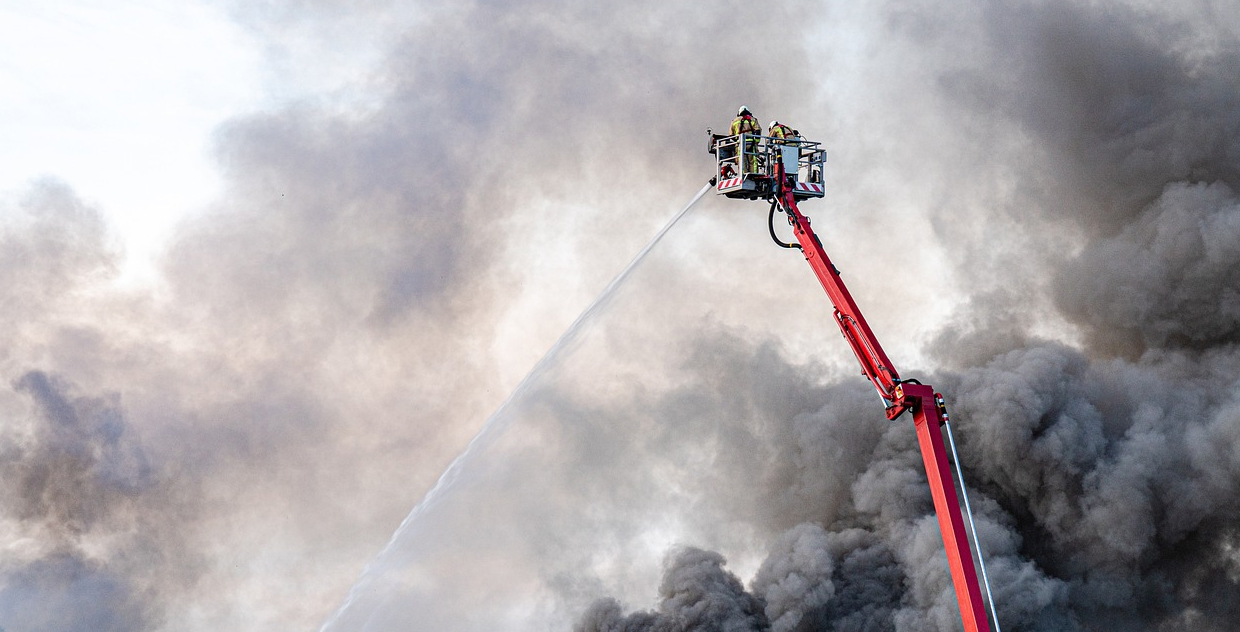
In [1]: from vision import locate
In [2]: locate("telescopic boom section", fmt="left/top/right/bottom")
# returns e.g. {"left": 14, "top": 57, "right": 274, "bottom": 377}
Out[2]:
{"left": 750, "top": 152, "right": 992, "bottom": 632}
{"left": 776, "top": 182, "right": 904, "bottom": 414}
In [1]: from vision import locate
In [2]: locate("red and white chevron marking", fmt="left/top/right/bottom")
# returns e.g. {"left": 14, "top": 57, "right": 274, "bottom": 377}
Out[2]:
{"left": 717, "top": 177, "right": 743, "bottom": 190}
{"left": 795, "top": 182, "right": 825, "bottom": 194}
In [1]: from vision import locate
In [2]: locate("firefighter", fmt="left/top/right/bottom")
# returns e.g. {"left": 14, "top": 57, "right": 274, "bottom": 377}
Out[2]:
{"left": 730, "top": 106, "right": 762, "bottom": 174}
{"left": 767, "top": 120, "right": 801, "bottom": 185}
{"left": 768, "top": 120, "right": 794, "bottom": 144}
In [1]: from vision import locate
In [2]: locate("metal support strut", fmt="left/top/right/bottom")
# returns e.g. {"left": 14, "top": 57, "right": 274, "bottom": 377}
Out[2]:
{"left": 943, "top": 397, "right": 1002, "bottom": 632}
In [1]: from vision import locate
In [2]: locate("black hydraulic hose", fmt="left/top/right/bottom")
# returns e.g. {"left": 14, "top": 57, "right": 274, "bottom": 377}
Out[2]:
{"left": 768, "top": 201, "right": 800, "bottom": 249}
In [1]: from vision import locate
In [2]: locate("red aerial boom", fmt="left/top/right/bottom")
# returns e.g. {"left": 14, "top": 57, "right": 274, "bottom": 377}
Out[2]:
{"left": 708, "top": 127, "right": 996, "bottom": 632}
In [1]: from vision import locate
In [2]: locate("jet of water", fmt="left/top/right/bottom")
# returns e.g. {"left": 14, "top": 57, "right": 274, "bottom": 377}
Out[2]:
{"left": 319, "top": 183, "right": 713, "bottom": 632}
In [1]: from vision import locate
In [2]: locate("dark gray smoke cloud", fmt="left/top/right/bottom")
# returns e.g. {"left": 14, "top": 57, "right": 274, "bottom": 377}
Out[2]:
{"left": 1056, "top": 182, "right": 1240, "bottom": 354}
{"left": 570, "top": 1, "right": 1240, "bottom": 632}
{"left": 576, "top": 547, "right": 768, "bottom": 632}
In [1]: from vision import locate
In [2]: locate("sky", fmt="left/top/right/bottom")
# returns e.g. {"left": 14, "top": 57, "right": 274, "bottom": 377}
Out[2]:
{"left": 1, "top": 2, "right": 249, "bottom": 284}
{"left": 0, "top": 0, "right": 395, "bottom": 285}
{"left": 1, "top": 1, "right": 1240, "bottom": 631}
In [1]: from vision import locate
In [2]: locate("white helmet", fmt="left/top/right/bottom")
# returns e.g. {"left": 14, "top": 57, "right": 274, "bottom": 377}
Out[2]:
{"left": 738, "top": 105, "right": 751, "bottom": 116}
{"left": 769, "top": 120, "right": 779, "bottom": 130}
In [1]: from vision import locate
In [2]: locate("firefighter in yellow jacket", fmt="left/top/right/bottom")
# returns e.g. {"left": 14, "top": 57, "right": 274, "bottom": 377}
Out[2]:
{"left": 768, "top": 120, "right": 800, "bottom": 179}
{"left": 768, "top": 120, "right": 794, "bottom": 144}
{"left": 730, "top": 106, "right": 762, "bottom": 174}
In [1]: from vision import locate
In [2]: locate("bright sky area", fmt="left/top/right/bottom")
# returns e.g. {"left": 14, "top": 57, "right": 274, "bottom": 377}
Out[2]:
{"left": 0, "top": 1, "right": 268, "bottom": 284}
{"left": 0, "top": 0, "right": 398, "bottom": 286}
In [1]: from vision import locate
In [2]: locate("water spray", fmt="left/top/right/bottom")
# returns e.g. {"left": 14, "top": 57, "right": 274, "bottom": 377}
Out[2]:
{"left": 319, "top": 183, "right": 712, "bottom": 632}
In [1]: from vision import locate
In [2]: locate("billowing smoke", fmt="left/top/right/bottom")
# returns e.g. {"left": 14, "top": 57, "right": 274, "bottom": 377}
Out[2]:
{"left": 0, "top": 370, "right": 197, "bottom": 632}
{"left": 1, "top": 0, "right": 823, "bottom": 628}
{"left": 572, "top": 2, "right": 1240, "bottom": 632}
{"left": 1056, "top": 182, "right": 1240, "bottom": 354}
{"left": 2, "top": 0, "right": 1238, "bottom": 630}
{"left": 577, "top": 548, "right": 768, "bottom": 632}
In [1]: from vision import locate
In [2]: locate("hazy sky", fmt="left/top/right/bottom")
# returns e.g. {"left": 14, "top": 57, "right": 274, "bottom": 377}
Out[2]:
{"left": 0, "top": 0, "right": 396, "bottom": 285}
{"left": 2, "top": 1, "right": 1239, "bottom": 632}
{"left": 2, "top": 2, "right": 250, "bottom": 283}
